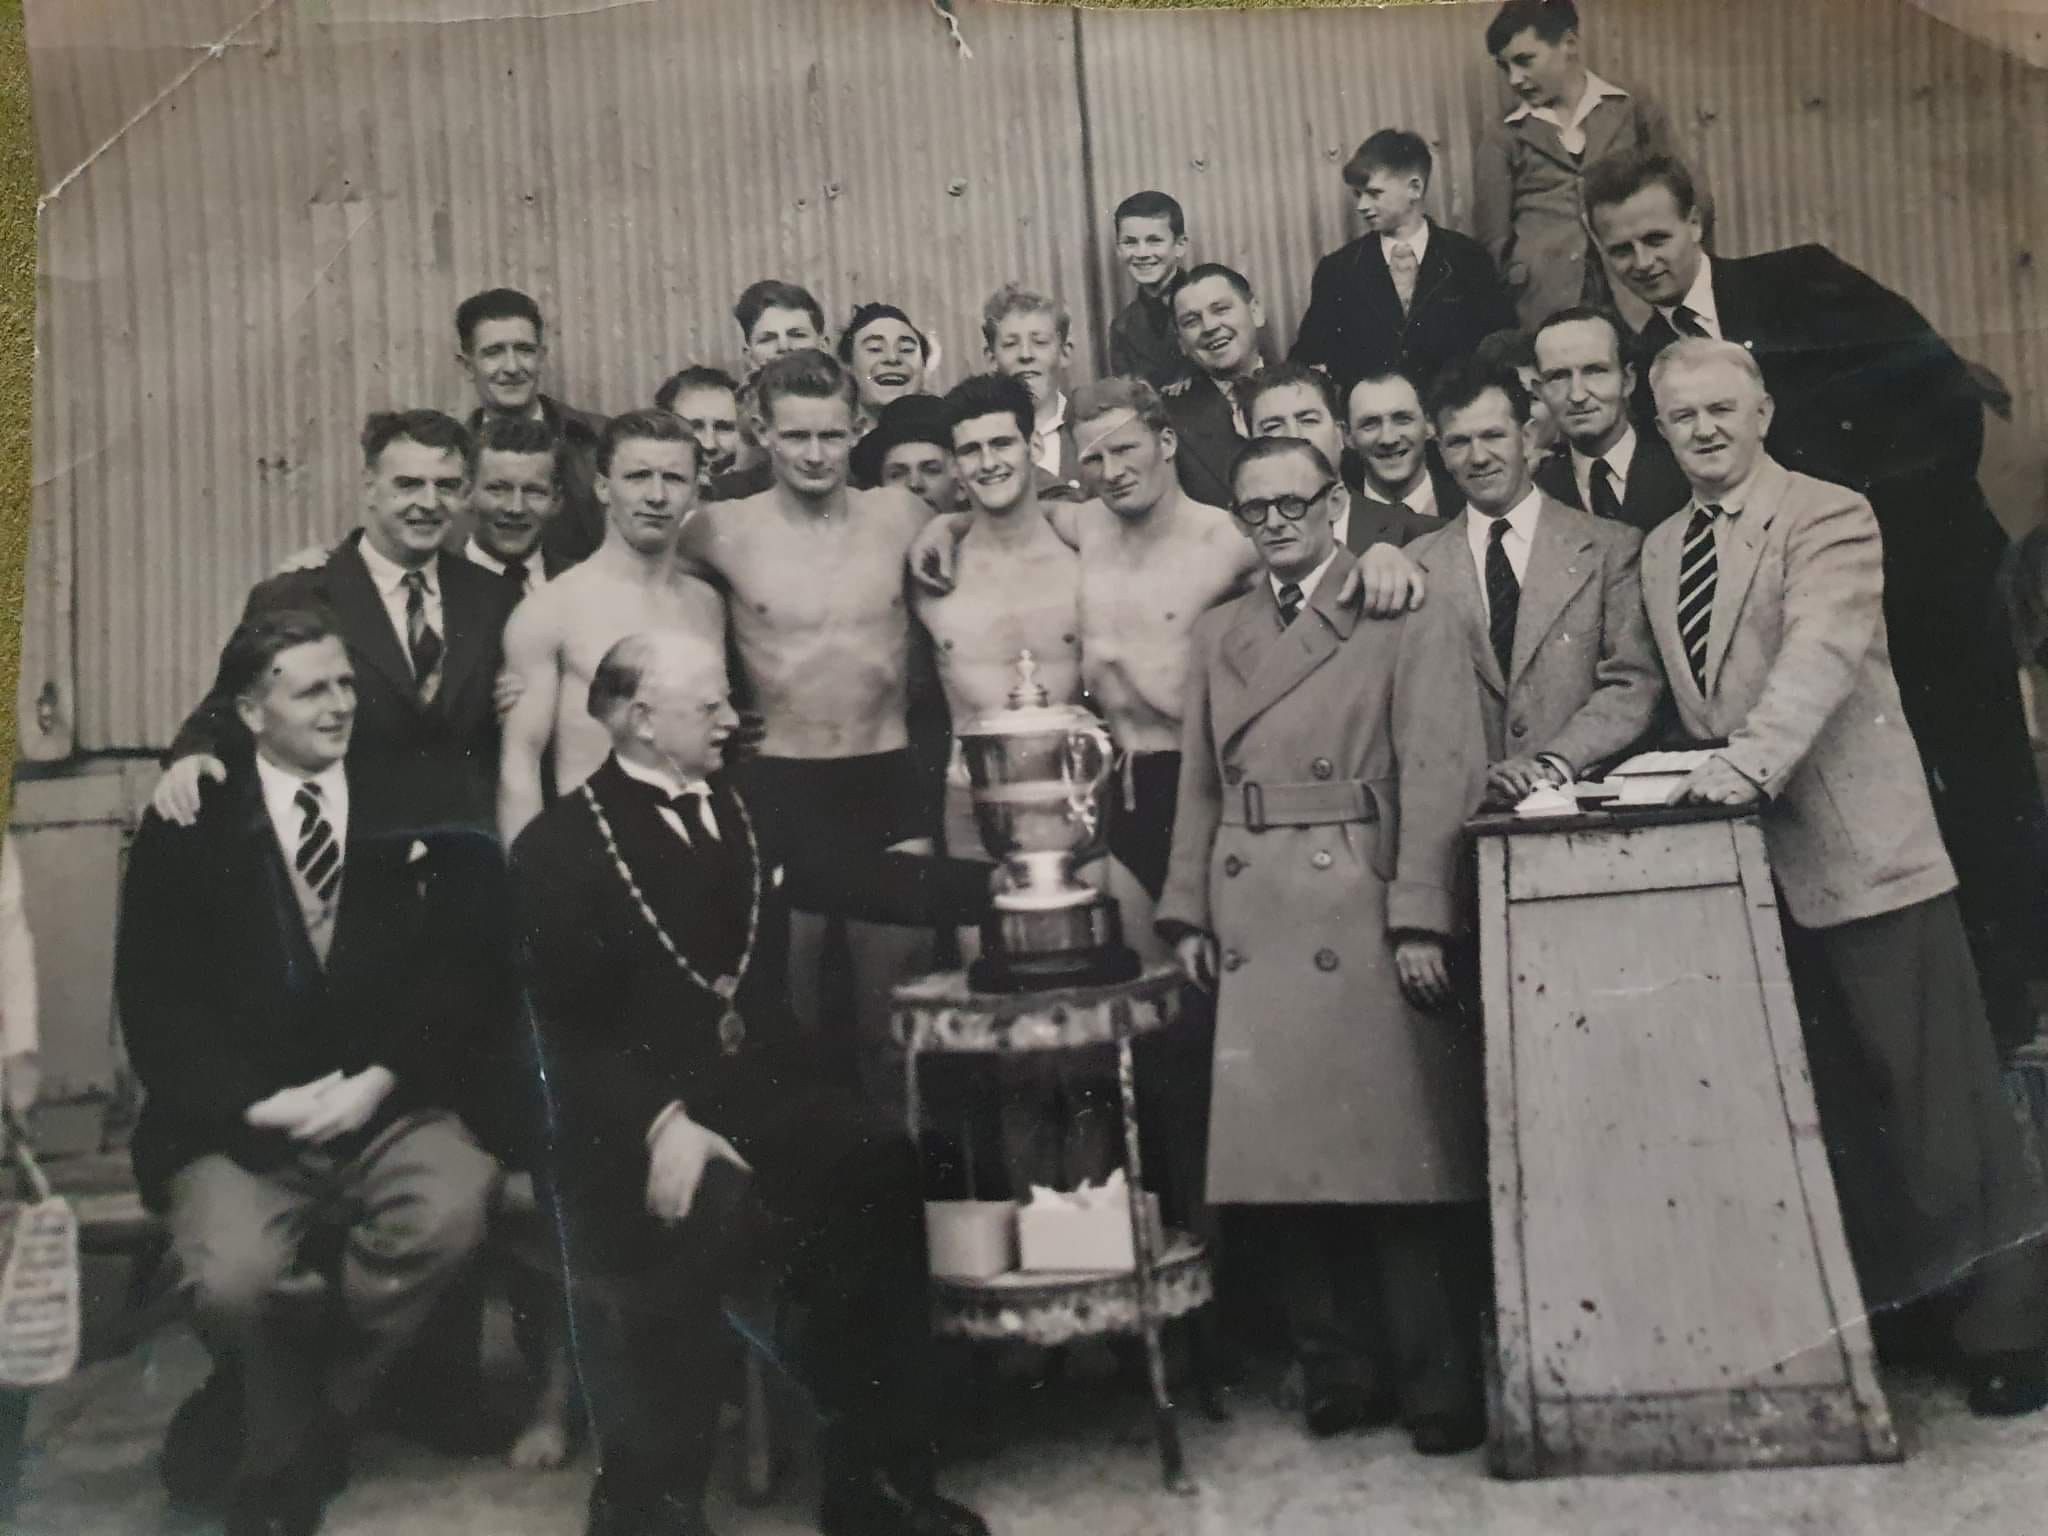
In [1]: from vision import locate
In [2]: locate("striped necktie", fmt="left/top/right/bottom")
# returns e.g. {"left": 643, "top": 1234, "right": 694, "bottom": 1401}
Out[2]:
{"left": 294, "top": 782, "right": 342, "bottom": 907}
{"left": 1676, "top": 504, "right": 1721, "bottom": 692}
{"left": 1276, "top": 582, "right": 1304, "bottom": 627}
{"left": 402, "top": 569, "right": 444, "bottom": 703}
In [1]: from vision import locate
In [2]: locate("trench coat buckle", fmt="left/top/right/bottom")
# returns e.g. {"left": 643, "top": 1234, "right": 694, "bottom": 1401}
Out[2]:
{"left": 1241, "top": 781, "right": 1267, "bottom": 832}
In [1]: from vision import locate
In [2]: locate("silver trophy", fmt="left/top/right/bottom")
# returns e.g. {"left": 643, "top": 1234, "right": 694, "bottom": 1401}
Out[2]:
{"left": 957, "top": 652, "right": 1140, "bottom": 991}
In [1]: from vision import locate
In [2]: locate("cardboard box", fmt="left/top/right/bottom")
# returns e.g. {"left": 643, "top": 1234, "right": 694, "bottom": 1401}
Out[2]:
{"left": 925, "top": 1200, "right": 1018, "bottom": 1281}
{"left": 1017, "top": 1185, "right": 1163, "bottom": 1274}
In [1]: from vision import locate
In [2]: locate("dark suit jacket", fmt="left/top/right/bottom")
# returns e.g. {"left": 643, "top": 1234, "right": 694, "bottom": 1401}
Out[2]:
{"left": 511, "top": 758, "right": 805, "bottom": 1261}
{"left": 172, "top": 533, "right": 519, "bottom": 839}
{"left": 1159, "top": 373, "right": 1245, "bottom": 510}
{"left": 1108, "top": 289, "right": 1191, "bottom": 387}
{"left": 1632, "top": 246, "right": 2045, "bottom": 955}
{"left": 1341, "top": 490, "right": 1439, "bottom": 556}
{"left": 116, "top": 766, "right": 504, "bottom": 1209}
{"left": 1290, "top": 221, "right": 1518, "bottom": 398}
{"left": 469, "top": 395, "right": 606, "bottom": 568}
{"left": 1532, "top": 427, "right": 1691, "bottom": 536}
{"left": 1345, "top": 455, "right": 1466, "bottom": 523}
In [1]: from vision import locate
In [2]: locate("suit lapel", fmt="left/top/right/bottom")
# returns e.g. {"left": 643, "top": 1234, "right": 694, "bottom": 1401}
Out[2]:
{"left": 1703, "top": 459, "right": 1785, "bottom": 693}
{"left": 1511, "top": 113, "right": 1579, "bottom": 176}
{"left": 1577, "top": 95, "right": 1633, "bottom": 167}
{"left": 433, "top": 554, "right": 489, "bottom": 712}
{"left": 1509, "top": 502, "right": 1597, "bottom": 683}
{"left": 1418, "top": 516, "right": 1507, "bottom": 700}
{"left": 328, "top": 537, "right": 418, "bottom": 698}
{"left": 1213, "top": 553, "right": 1357, "bottom": 753}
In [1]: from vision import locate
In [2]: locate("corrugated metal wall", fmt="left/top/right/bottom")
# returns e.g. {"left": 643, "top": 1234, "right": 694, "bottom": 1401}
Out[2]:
{"left": 19, "top": 0, "right": 2048, "bottom": 755}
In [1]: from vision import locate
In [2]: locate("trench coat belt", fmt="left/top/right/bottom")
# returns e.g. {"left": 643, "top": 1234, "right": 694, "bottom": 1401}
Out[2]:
{"left": 1219, "top": 779, "right": 1378, "bottom": 831}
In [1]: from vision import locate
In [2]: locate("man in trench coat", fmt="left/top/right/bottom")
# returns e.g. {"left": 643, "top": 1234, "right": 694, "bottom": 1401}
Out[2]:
{"left": 1157, "top": 435, "right": 1491, "bottom": 1456}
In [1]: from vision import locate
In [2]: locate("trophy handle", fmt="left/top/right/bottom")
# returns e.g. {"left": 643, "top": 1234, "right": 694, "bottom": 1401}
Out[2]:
{"left": 1061, "top": 720, "right": 1115, "bottom": 840}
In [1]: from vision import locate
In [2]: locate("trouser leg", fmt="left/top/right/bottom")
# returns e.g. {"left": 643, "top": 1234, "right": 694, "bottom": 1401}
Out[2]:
{"left": 1241, "top": 1207, "right": 1373, "bottom": 1397}
{"left": 165, "top": 1154, "right": 328, "bottom": 1481}
{"left": 1367, "top": 1202, "right": 1486, "bottom": 1423}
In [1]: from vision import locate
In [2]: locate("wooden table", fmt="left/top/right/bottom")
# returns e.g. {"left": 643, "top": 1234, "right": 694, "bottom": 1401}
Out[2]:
{"left": 892, "top": 964, "right": 1214, "bottom": 1493}
{"left": 1472, "top": 805, "right": 1900, "bottom": 1477}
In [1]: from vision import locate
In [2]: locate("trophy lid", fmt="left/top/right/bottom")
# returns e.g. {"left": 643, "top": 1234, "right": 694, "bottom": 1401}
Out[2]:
{"left": 962, "top": 651, "right": 1093, "bottom": 736}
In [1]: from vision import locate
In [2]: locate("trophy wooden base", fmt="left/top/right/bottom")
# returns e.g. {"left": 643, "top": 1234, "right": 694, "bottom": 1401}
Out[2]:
{"left": 968, "top": 893, "right": 1141, "bottom": 993}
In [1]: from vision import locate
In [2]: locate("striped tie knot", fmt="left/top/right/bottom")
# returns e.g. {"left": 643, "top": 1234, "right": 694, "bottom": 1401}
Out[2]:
{"left": 293, "top": 781, "right": 342, "bottom": 906}
{"left": 1276, "top": 582, "right": 1305, "bottom": 627}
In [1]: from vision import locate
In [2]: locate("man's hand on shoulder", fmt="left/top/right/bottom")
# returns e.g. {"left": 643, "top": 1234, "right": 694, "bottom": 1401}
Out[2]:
{"left": 150, "top": 754, "right": 228, "bottom": 827}
{"left": 908, "top": 512, "right": 972, "bottom": 596}
{"left": 646, "top": 1105, "right": 752, "bottom": 1223}
{"left": 1337, "top": 543, "right": 1427, "bottom": 618}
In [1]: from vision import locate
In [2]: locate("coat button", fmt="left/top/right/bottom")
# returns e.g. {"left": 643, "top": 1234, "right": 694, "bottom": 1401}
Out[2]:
{"left": 1314, "top": 948, "right": 1339, "bottom": 972}
{"left": 1311, "top": 850, "right": 1333, "bottom": 870}
{"left": 1222, "top": 949, "right": 1244, "bottom": 972}
{"left": 1223, "top": 765, "right": 1243, "bottom": 787}
{"left": 1510, "top": 721, "right": 1529, "bottom": 739}
{"left": 1311, "top": 757, "right": 1334, "bottom": 780}
{"left": 1223, "top": 854, "right": 1244, "bottom": 877}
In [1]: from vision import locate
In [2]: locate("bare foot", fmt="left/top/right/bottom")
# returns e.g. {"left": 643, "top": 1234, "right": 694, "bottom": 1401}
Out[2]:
{"left": 507, "top": 1416, "right": 572, "bottom": 1470}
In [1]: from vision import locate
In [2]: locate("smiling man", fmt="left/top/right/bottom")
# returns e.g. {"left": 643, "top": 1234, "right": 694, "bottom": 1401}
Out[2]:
{"left": 1528, "top": 306, "right": 1688, "bottom": 532}
{"left": 1108, "top": 189, "right": 1194, "bottom": 387}
{"left": 1244, "top": 363, "right": 1438, "bottom": 558}
{"left": 1588, "top": 148, "right": 2048, "bottom": 1053}
{"left": 497, "top": 410, "right": 725, "bottom": 843}
{"left": 982, "top": 282, "right": 1084, "bottom": 497}
{"left": 849, "top": 394, "right": 961, "bottom": 515}
{"left": 654, "top": 364, "right": 746, "bottom": 486}
{"left": 462, "top": 416, "right": 568, "bottom": 596}
{"left": 454, "top": 288, "right": 606, "bottom": 567}
{"left": 152, "top": 411, "right": 520, "bottom": 840}
{"left": 1160, "top": 262, "right": 1267, "bottom": 508}
{"left": 838, "top": 301, "right": 932, "bottom": 421}
{"left": 1345, "top": 367, "right": 1464, "bottom": 520}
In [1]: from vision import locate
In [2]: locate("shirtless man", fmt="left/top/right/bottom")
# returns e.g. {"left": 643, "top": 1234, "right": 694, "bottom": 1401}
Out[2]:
{"left": 497, "top": 409, "right": 724, "bottom": 843}
{"left": 676, "top": 349, "right": 981, "bottom": 1100}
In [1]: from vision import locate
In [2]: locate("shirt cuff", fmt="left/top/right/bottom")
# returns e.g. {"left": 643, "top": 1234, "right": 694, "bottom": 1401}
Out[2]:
{"left": 647, "top": 1100, "right": 688, "bottom": 1148}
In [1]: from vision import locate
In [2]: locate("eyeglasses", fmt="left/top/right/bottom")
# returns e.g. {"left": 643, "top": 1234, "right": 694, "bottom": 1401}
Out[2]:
{"left": 1232, "top": 480, "right": 1337, "bottom": 527}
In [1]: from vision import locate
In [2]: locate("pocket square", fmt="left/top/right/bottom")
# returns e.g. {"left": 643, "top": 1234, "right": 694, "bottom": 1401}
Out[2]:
{"left": 771, "top": 864, "right": 785, "bottom": 889}
{"left": 406, "top": 840, "right": 429, "bottom": 864}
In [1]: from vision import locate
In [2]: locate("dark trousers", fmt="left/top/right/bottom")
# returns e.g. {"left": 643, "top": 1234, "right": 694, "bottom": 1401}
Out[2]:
{"left": 165, "top": 1110, "right": 499, "bottom": 1483}
{"left": 1784, "top": 890, "right": 2048, "bottom": 1358}
{"left": 1240, "top": 1201, "right": 1487, "bottom": 1421}
{"left": 561, "top": 1083, "right": 936, "bottom": 1515}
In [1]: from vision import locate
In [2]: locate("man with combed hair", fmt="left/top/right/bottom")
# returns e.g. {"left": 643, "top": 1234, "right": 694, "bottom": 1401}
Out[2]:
{"left": 454, "top": 287, "right": 607, "bottom": 566}
{"left": 1242, "top": 363, "right": 1437, "bottom": 557}
{"left": 1108, "top": 189, "right": 1194, "bottom": 387}
{"left": 1160, "top": 262, "right": 1265, "bottom": 509}
{"left": 498, "top": 409, "right": 724, "bottom": 843}
{"left": 981, "top": 282, "right": 1083, "bottom": 497}
{"left": 653, "top": 363, "right": 745, "bottom": 485}
{"left": 151, "top": 410, "right": 520, "bottom": 840}
{"left": 1290, "top": 129, "right": 1516, "bottom": 399}
{"left": 1159, "top": 434, "right": 1490, "bottom": 1453}
{"left": 676, "top": 351, "right": 981, "bottom": 1102}
{"left": 1587, "top": 148, "right": 2048, "bottom": 1053}
{"left": 713, "top": 280, "right": 833, "bottom": 503}
{"left": 461, "top": 415, "right": 574, "bottom": 596}
{"left": 1405, "top": 357, "right": 1663, "bottom": 805}
{"left": 1345, "top": 367, "right": 1465, "bottom": 521}
{"left": 120, "top": 609, "right": 502, "bottom": 1536}
{"left": 1640, "top": 338, "right": 2048, "bottom": 1417}
{"left": 512, "top": 630, "right": 989, "bottom": 1536}
{"left": 839, "top": 301, "right": 933, "bottom": 422}
{"left": 1529, "top": 305, "right": 1689, "bottom": 532}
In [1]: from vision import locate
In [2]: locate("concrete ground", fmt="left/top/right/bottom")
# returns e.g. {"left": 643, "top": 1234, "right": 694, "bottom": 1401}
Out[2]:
{"left": 11, "top": 1323, "right": 2048, "bottom": 1536}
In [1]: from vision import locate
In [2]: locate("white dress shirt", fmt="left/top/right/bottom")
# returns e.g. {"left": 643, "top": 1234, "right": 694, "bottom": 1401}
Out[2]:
{"left": 1380, "top": 219, "right": 1431, "bottom": 274}
{"left": 616, "top": 755, "right": 721, "bottom": 845}
{"left": 1657, "top": 254, "right": 1723, "bottom": 341}
{"left": 1465, "top": 487, "right": 1544, "bottom": 624}
{"left": 1571, "top": 424, "right": 1639, "bottom": 514}
{"left": 1359, "top": 469, "right": 1439, "bottom": 523}
{"left": 1504, "top": 72, "right": 1630, "bottom": 157}
{"left": 1032, "top": 392, "right": 1069, "bottom": 480}
{"left": 463, "top": 537, "right": 548, "bottom": 595}
{"left": 355, "top": 536, "right": 442, "bottom": 660}
{"left": 1270, "top": 548, "right": 1340, "bottom": 614}
{"left": 255, "top": 751, "right": 351, "bottom": 939}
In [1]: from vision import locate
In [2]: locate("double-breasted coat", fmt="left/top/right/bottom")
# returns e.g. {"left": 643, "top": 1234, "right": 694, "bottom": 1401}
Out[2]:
{"left": 1157, "top": 550, "right": 1489, "bottom": 1205}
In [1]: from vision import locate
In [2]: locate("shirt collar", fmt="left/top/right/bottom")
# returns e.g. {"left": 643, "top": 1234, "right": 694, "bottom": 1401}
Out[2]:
{"left": 1658, "top": 253, "right": 1719, "bottom": 336}
{"left": 1471, "top": 485, "right": 1544, "bottom": 545}
{"left": 615, "top": 753, "right": 712, "bottom": 802}
{"left": 254, "top": 751, "right": 348, "bottom": 834}
{"left": 1690, "top": 461, "right": 1764, "bottom": 520}
{"left": 1037, "top": 391, "right": 1068, "bottom": 436}
{"left": 1380, "top": 219, "right": 1430, "bottom": 266}
{"left": 1503, "top": 71, "right": 1630, "bottom": 127}
{"left": 1270, "top": 547, "right": 1340, "bottom": 608}
{"left": 1572, "top": 422, "right": 1638, "bottom": 488}
{"left": 463, "top": 536, "right": 537, "bottom": 579}
{"left": 356, "top": 534, "right": 437, "bottom": 599}
{"left": 1360, "top": 467, "right": 1437, "bottom": 519}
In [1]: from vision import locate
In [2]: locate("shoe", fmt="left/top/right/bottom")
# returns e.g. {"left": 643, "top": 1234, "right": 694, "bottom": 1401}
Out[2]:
{"left": 1303, "top": 1384, "right": 1400, "bottom": 1439}
{"left": 1966, "top": 1351, "right": 2048, "bottom": 1417}
{"left": 160, "top": 1366, "right": 244, "bottom": 1507}
{"left": 820, "top": 1468, "right": 990, "bottom": 1536}
{"left": 1409, "top": 1411, "right": 1487, "bottom": 1456}
{"left": 223, "top": 1472, "right": 325, "bottom": 1536}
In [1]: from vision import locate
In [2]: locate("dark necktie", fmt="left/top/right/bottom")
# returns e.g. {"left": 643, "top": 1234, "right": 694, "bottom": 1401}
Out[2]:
{"left": 1670, "top": 303, "right": 1710, "bottom": 339}
{"left": 1485, "top": 517, "right": 1520, "bottom": 679}
{"left": 500, "top": 557, "right": 530, "bottom": 593}
{"left": 293, "top": 782, "right": 342, "bottom": 906}
{"left": 1276, "top": 582, "right": 1304, "bottom": 628}
{"left": 402, "top": 570, "right": 444, "bottom": 702}
{"left": 1588, "top": 458, "right": 1624, "bottom": 523}
{"left": 1676, "top": 505, "right": 1721, "bottom": 692}
{"left": 667, "top": 790, "right": 720, "bottom": 844}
